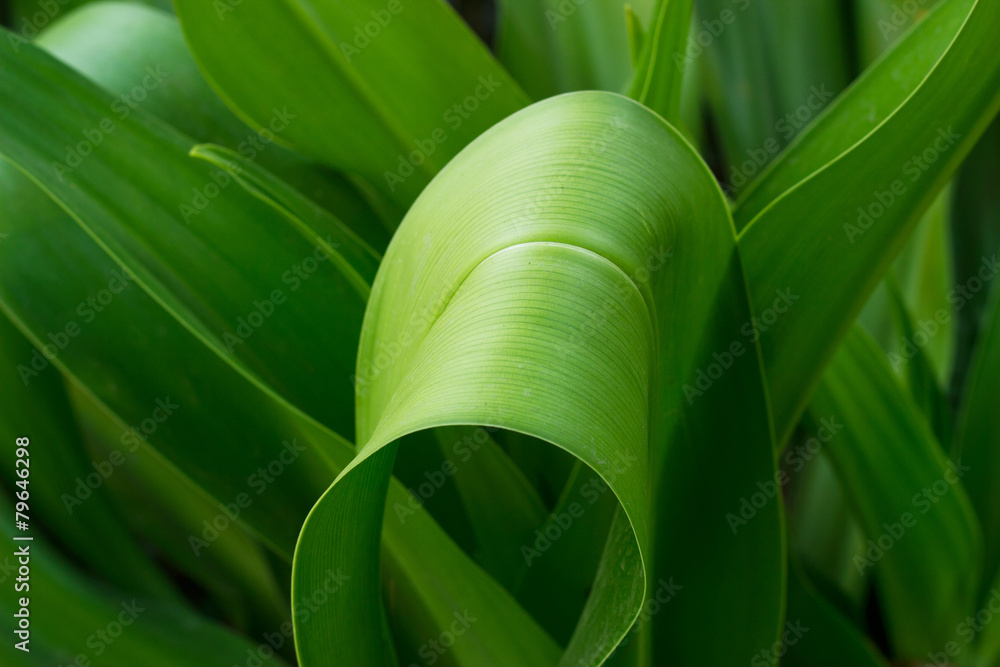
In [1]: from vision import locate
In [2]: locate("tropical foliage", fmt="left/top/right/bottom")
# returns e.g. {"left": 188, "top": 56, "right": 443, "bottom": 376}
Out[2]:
{"left": 0, "top": 0, "right": 998, "bottom": 665}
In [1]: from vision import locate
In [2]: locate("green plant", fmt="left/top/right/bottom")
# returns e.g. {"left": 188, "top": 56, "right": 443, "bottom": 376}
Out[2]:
{"left": 0, "top": 0, "right": 998, "bottom": 665}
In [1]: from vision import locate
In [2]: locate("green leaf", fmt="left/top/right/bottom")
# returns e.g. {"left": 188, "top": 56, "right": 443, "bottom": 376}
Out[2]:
{"left": 883, "top": 272, "right": 952, "bottom": 444}
{"left": 950, "top": 118, "right": 1000, "bottom": 396}
{"left": 513, "top": 460, "right": 618, "bottom": 644}
{"left": 293, "top": 90, "right": 783, "bottom": 666}
{"left": 625, "top": 5, "right": 646, "bottom": 66}
{"left": 896, "top": 188, "right": 956, "bottom": 379}
{"left": 63, "top": 379, "right": 291, "bottom": 638}
{"left": 737, "top": 0, "right": 1000, "bottom": 443}
{"left": 808, "top": 327, "right": 981, "bottom": 658}
{"left": 0, "top": 163, "right": 336, "bottom": 560}
{"left": 695, "top": 0, "right": 851, "bottom": 195}
{"left": 5, "top": 1, "right": 994, "bottom": 663}
{"left": 785, "top": 449, "right": 869, "bottom": 614}
{"left": 299, "top": 240, "right": 642, "bottom": 666}
{"left": 734, "top": 0, "right": 970, "bottom": 225}
{"left": 0, "top": 313, "right": 181, "bottom": 603}
{"left": 693, "top": 0, "right": 777, "bottom": 153}
{"left": 782, "top": 557, "right": 888, "bottom": 667}
{"left": 185, "top": 148, "right": 555, "bottom": 594}
{"left": 496, "top": 0, "right": 654, "bottom": 99}
{"left": 954, "top": 270, "right": 1000, "bottom": 611}
{"left": 627, "top": 0, "right": 694, "bottom": 126}
{"left": 0, "top": 31, "right": 367, "bottom": 441}
{"left": 0, "top": 491, "right": 289, "bottom": 667}
{"left": 0, "top": 33, "right": 561, "bottom": 664}
{"left": 856, "top": 191, "right": 956, "bottom": 443}
{"left": 5, "top": 0, "right": 173, "bottom": 35}
{"left": 173, "top": 0, "right": 529, "bottom": 208}
{"left": 189, "top": 142, "right": 380, "bottom": 296}
{"left": 764, "top": 0, "right": 853, "bottom": 116}
{"left": 38, "top": 0, "right": 391, "bottom": 250}
{"left": 852, "top": 0, "right": 942, "bottom": 65}
{"left": 427, "top": 425, "right": 550, "bottom": 591}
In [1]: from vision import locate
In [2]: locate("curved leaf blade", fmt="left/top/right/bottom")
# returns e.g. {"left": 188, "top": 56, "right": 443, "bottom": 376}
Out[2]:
{"left": 294, "top": 91, "right": 783, "bottom": 666}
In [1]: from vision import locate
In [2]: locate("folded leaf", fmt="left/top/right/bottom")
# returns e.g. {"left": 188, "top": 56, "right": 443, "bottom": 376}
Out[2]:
{"left": 294, "top": 91, "right": 783, "bottom": 666}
